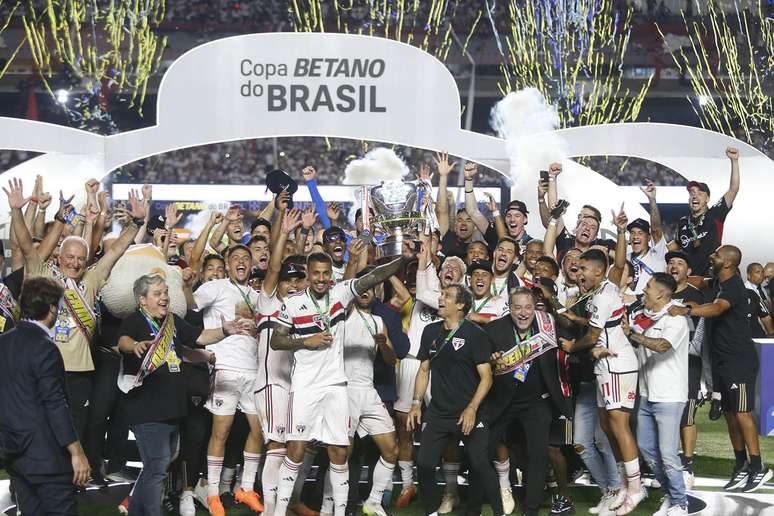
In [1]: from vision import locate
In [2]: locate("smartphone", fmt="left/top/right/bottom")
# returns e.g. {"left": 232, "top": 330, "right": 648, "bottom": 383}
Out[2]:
{"left": 540, "top": 170, "right": 550, "bottom": 182}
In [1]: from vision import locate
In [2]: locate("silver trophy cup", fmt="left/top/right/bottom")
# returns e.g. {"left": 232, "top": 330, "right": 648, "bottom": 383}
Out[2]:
{"left": 369, "top": 181, "right": 425, "bottom": 257}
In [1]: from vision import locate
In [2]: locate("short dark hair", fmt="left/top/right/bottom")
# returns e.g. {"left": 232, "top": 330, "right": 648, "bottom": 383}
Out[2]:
{"left": 535, "top": 256, "right": 560, "bottom": 277}
{"left": 526, "top": 239, "right": 544, "bottom": 250}
{"left": 225, "top": 244, "right": 252, "bottom": 259}
{"left": 580, "top": 249, "right": 608, "bottom": 269}
{"left": 468, "top": 241, "right": 491, "bottom": 259}
{"left": 19, "top": 277, "right": 64, "bottom": 321}
{"left": 285, "top": 254, "right": 307, "bottom": 267}
{"left": 651, "top": 272, "right": 677, "bottom": 294}
{"left": 445, "top": 284, "right": 473, "bottom": 315}
{"left": 307, "top": 252, "right": 333, "bottom": 267}
{"left": 747, "top": 262, "right": 763, "bottom": 274}
{"left": 247, "top": 235, "right": 268, "bottom": 247}
{"left": 509, "top": 286, "right": 536, "bottom": 303}
{"left": 250, "top": 218, "right": 272, "bottom": 233}
{"left": 203, "top": 253, "right": 225, "bottom": 268}
{"left": 497, "top": 236, "right": 518, "bottom": 250}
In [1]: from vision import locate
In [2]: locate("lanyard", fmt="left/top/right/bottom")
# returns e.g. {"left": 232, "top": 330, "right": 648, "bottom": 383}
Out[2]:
{"left": 355, "top": 308, "right": 377, "bottom": 338}
{"left": 492, "top": 280, "right": 507, "bottom": 297}
{"left": 231, "top": 280, "right": 256, "bottom": 316}
{"left": 471, "top": 296, "right": 492, "bottom": 314}
{"left": 513, "top": 327, "right": 533, "bottom": 359}
{"left": 139, "top": 308, "right": 162, "bottom": 336}
{"left": 433, "top": 320, "right": 464, "bottom": 358}
{"left": 308, "top": 289, "right": 331, "bottom": 332}
{"left": 559, "top": 282, "right": 603, "bottom": 314}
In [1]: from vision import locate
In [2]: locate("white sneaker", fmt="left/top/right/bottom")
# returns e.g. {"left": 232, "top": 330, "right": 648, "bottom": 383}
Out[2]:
{"left": 589, "top": 490, "right": 615, "bottom": 514}
{"left": 193, "top": 480, "right": 209, "bottom": 508}
{"left": 362, "top": 500, "right": 389, "bottom": 516}
{"left": 650, "top": 478, "right": 661, "bottom": 489}
{"left": 438, "top": 492, "right": 460, "bottom": 514}
{"left": 607, "top": 489, "right": 628, "bottom": 512}
{"left": 665, "top": 505, "right": 688, "bottom": 516}
{"left": 652, "top": 496, "right": 669, "bottom": 516}
{"left": 501, "top": 487, "right": 515, "bottom": 514}
{"left": 615, "top": 490, "right": 647, "bottom": 515}
{"left": 179, "top": 491, "right": 196, "bottom": 516}
{"left": 682, "top": 470, "right": 695, "bottom": 490}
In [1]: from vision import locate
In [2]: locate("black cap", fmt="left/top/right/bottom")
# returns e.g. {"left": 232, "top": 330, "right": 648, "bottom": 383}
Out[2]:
{"left": 626, "top": 218, "right": 650, "bottom": 233}
{"left": 505, "top": 200, "right": 529, "bottom": 215}
{"left": 665, "top": 250, "right": 690, "bottom": 265}
{"left": 266, "top": 168, "right": 298, "bottom": 195}
{"left": 250, "top": 267, "right": 266, "bottom": 280}
{"left": 322, "top": 226, "right": 347, "bottom": 243}
{"left": 686, "top": 181, "right": 710, "bottom": 196}
{"left": 355, "top": 207, "right": 376, "bottom": 220}
{"left": 146, "top": 214, "right": 165, "bottom": 236}
{"left": 280, "top": 260, "right": 306, "bottom": 280}
{"left": 468, "top": 260, "right": 493, "bottom": 275}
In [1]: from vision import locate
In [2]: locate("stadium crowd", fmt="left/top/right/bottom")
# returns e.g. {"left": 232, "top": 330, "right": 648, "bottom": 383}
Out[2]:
{"left": 1, "top": 146, "right": 773, "bottom": 516}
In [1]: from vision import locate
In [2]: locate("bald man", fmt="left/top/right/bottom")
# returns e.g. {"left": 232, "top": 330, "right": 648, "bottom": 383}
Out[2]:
{"left": 670, "top": 245, "right": 772, "bottom": 493}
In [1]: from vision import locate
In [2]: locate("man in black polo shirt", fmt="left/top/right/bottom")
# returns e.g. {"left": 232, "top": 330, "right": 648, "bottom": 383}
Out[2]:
{"left": 669, "top": 245, "right": 772, "bottom": 492}
{"left": 670, "top": 147, "right": 740, "bottom": 276}
{"left": 407, "top": 285, "right": 503, "bottom": 516}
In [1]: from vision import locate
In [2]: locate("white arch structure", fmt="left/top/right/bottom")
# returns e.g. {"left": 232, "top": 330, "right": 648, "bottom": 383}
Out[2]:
{"left": 0, "top": 33, "right": 771, "bottom": 264}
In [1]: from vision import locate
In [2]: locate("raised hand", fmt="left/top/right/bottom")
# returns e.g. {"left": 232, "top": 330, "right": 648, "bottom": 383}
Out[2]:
{"left": 127, "top": 189, "right": 147, "bottom": 221}
{"left": 3, "top": 178, "right": 31, "bottom": 210}
{"left": 225, "top": 205, "right": 243, "bottom": 221}
{"left": 417, "top": 163, "right": 433, "bottom": 184}
{"left": 302, "top": 165, "right": 317, "bottom": 182}
{"left": 38, "top": 191, "right": 52, "bottom": 210}
{"left": 640, "top": 179, "right": 657, "bottom": 201}
{"left": 611, "top": 202, "right": 628, "bottom": 231}
{"left": 276, "top": 190, "right": 291, "bottom": 210}
{"left": 85, "top": 178, "right": 100, "bottom": 195}
{"left": 211, "top": 211, "right": 224, "bottom": 225}
{"left": 97, "top": 191, "right": 109, "bottom": 212}
{"left": 301, "top": 206, "right": 318, "bottom": 229}
{"left": 326, "top": 202, "right": 341, "bottom": 223}
{"left": 548, "top": 162, "right": 563, "bottom": 176}
{"left": 483, "top": 192, "right": 498, "bottom": 213}
{"left": 164, "top": 202, "right": 183, "bottom": 229}
{"left": 726, "top": 147, "right": 739, "bottom": 161}
{"left": 142, "top": 183, "right": 152, "bottom": 202}
{"left": 282, "top": 208, "right": 303, "bottom": 234}
{"left": 348, "top": 238, "right": 366, "bottom": 257}
{"left": 433, "top": 152, "right": 458, "bottom": 177}
{"left": 463, "top": 162, "right": 478, "bottom": 181}
{"left": 182, "top": 267, "right": 198, "bottom": 287}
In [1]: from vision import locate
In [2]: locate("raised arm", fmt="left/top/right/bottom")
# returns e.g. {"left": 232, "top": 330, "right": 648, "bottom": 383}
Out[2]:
{"left": 543, "top": 200, "right": 568, "bottom": 256}
{"left": 547, "top": 162, "right": 561, "bottom": 217}
{"left": 264, "top": 209, "right": 302, "bottom": 295}
{"left": 209, "top": 205, "right": 241, "bottom": 253}
{"left": 161, "top": 203, "right": 183, "bottom": 259}
{"left": 353, "top": 256, "right": 404, "bottom": 295}
{"left": 434, "top": 152, "right": 457, "bottom": 237}
{"left": 462, "top": 163, "right": 489, "bottom": 233}
{"left": 344, "top": 238, "right": 367, "bottom": 280}
{"left": 608, "top": 204, "right": 628, "bottom": 285}
{"left": 537, "top": 174, "right": 551, "bottom": 228}
{"left": 97, "top": 190, "right": 147, "bottom": 273}
{"left": 724, "top": 147, "right": 740, "bottom": 208}
{"left": 297, "top": 206, "right": 318, "bottom": 255}
{"left": 669, "top": 298, "right": 731, "bottom": 319}
{"left": 270, "top": 191, "right": 290, "bottom": 247}
{"left": 4, "top": 178, "right": 40, "bottom": 262}
{"left": 302, "top": 166, "right": 332, "bottom": 228}
{"left": 640, "top": 180, "right": 663, "bottom": 243}
{"left": 189, "top": 211, "right": 221, "bottom": 272}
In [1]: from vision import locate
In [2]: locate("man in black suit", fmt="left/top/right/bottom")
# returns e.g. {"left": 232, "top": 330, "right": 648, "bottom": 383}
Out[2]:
{"left": 483, "top": 287, "right": 573, "bottom": 516}
{"left": 0, "top": 277, "right": 90, "bottom": 515}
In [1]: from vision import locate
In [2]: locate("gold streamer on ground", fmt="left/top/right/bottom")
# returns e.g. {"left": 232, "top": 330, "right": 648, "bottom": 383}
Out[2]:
{"left": 22, "top": 0, "right": 167, "bottom": 116}
{"left": 499, "top": 0, "right": 651, "bottom": 130}
{"left": 658, "top": 0, "right": 773, "bottom": 148}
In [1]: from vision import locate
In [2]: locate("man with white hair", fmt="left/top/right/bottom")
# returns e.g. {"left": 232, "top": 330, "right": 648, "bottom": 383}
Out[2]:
{"left": 5, "top": 178, "right": 147, "bottom": 443}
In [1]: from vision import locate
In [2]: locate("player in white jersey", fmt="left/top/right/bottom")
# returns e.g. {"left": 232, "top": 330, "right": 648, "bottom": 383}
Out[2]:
{"left": 193, "top": 244, "right": 264, "bottom": 515}
{"left": 271, "top": 252, "right": 405, "bottom": 516}
{"left": 466, "top": 260, "right": 508, "bottom": 325}
{"left": 318, "top": 268, "right": 398, "bottom": 516}
{"left": 395, "top": 234, "right": 466, "bottom": 510}
{"left": 491, "top": 237, "right": 520, "bottom": 299}
{"left": 561, "top": 249, "right": 643, "bottom": 514}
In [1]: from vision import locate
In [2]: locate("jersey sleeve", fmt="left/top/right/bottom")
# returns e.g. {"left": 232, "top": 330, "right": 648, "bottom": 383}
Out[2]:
{"left": 332, "top": 279, "right": 358, "bottom": 307}
{"left": 709, "top": 197, "right": 731, "bottom": 222}
{"left": 193, "top": 280, "right": 221, "bottom": 310}
{"left": 588, "top": 286, "right": 617, "bottom": 330}
{"left": 173, "top": 314, "right": 203, "bottom": 348}
{"left": 276, "top": 299, "right": 295, "bottom": 329}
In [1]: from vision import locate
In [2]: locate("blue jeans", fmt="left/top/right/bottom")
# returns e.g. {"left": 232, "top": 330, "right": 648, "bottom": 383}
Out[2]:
{"left": 129, "top": 421, "right": 179, "bottom": 516}
{"left": 573, "top": 381, "right": 620, "bottom": 491}
{"left": 637, "top": 397, "right": 687, "bottom": 508}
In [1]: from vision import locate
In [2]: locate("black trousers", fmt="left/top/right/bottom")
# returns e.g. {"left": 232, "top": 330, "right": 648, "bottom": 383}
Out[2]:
{"left": 9, "top": 468, "right": 77, "bottom": 516}
{"left": 64, "top": 371, "right": 93, "bottom": 442}
{"left": 84, "top": 351, "right": 129, "bottom": 473}
{"left": 178, "top": 399, "right": 212, "bottom": 487}
{"left": 482, "top": 396, "right": 553, "bottom": 516}
{"left": 416, "top": 413, "right": 503, "bottom": 516}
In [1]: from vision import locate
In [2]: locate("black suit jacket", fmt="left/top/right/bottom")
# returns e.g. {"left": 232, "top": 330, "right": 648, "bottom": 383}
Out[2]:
{"left": 0, "top": 321, "right": 77, "bottom": 476}
{"left": 484, "top": 315, "right": 573, "bottom": 422}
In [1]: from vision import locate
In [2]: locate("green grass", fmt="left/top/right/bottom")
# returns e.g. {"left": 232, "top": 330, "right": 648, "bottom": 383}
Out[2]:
{"left": 20, "top": 405, "right": 774, "bottom": 514}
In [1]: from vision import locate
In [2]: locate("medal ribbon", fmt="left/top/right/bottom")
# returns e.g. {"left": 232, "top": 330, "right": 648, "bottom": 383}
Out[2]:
{"left": 231, "top": 280, "right": 257, "bottom": 317}
{"left": 309, "top": 289, "right": 331, "bottom": 332}
{"left": 431, "top": 320, "right": 464, "bottom": 360}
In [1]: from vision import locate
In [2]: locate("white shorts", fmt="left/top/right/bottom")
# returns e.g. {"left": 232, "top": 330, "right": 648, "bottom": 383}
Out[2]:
{"left": 348, "top": 386, "right": 395, "bottom": 439}
{"left": 394, "top": 357, "right": 431, "bottom": 413}
{"left": 257, "top": 384, "right": 289, "bottom": 443}
{"left": 596, "top": 370, "right": 638, "bottom": 411}
{"left": 287, "top": 384, "right": 349, "bottom": 446}
{"left": 205, "top": 369, "right": 259, "bottom": 416}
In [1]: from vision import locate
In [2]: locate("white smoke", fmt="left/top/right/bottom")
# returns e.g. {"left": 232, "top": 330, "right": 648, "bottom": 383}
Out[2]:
{"left": 343, "top": 147, "right": 410, "bottom": 185}
{"left": 185, "top": 207, "right": 214, "bottom": 237}
{"left": 490, "top": 88, "right": 567, "bottom": 185}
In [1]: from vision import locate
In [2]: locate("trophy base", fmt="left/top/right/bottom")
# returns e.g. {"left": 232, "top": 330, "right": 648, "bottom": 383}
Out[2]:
{"left": 376, "top": 228, "right": 407, "bottom": 258}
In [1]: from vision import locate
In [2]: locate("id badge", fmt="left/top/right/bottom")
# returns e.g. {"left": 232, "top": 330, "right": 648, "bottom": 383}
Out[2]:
{"left": 54, "top": 322, "right": 71, "bottom": 342}
{"left": 514, "top": 363, "right": 531, "bottom": 383}
{"left": 168, "top": 361, "right": 181, "bottom": 373}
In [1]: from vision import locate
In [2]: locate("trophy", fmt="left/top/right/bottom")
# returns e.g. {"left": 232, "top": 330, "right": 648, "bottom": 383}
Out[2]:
{"left": 366, "top": 180, "right": 434, "bottom": 257}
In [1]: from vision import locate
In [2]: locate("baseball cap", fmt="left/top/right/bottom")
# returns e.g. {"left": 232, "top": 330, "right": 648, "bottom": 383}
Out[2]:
{"left": 279, "top": 260, "right": 306, "bottom": 280}
{"left": 505, "top": 200, "right": 529, "bottom": 216}
{"left": 626, "top": 218, "right": 651, "bottom": 233}
{"left": 468, "top": 260, "right": 493, "bottom": 275}
{"left": 251, "top": 217, "right": 272, "bottom": 233}
{"left": 322, "top": 226, "right": 347, "bottom": 243}
{"left": 665, "top": 250, "right": 690, "bottom": 265}
{"left": 686, "top": 181, "right": 710, "bottom": 196}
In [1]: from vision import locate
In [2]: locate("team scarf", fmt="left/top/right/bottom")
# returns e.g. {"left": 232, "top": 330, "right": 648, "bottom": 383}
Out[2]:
{"left": 117, "top": 312, "right": 177, "bottom": 393}
{"left": 629, "top": 300, "right": 678, "bottom": 335}
{"left": 61, "top": 278, "right": 98, "bottom": 342}
{"left": 494, "top": 311, "right": 558, "bottom": 377}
